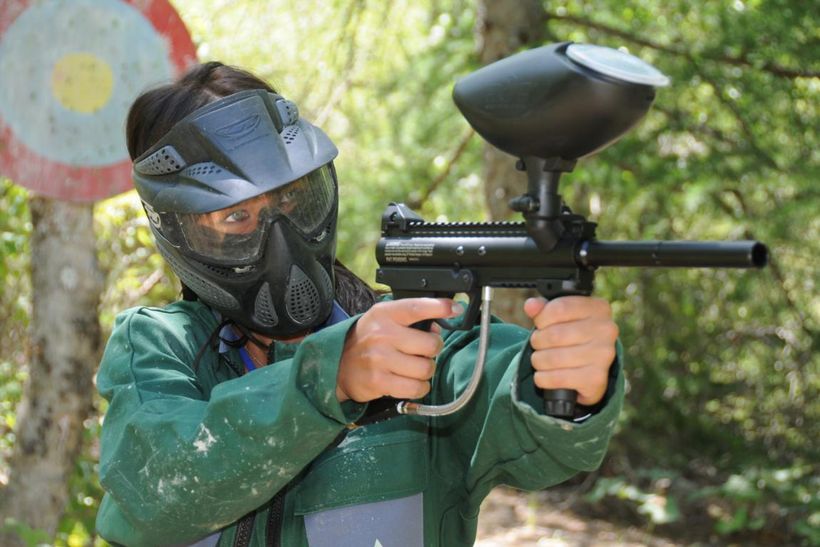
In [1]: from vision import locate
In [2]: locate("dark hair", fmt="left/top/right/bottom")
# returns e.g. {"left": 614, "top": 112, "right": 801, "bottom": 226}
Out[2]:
{"left": 127, "top": 61, "right": 382, "bottom": 315}
{"left": 126, "top": 61, "right": 274, "bottom": 161}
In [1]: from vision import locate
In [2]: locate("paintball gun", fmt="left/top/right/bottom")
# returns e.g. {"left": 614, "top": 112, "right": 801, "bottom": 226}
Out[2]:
{"left": 374, "top": 42, "right": 768, "bottom": 420}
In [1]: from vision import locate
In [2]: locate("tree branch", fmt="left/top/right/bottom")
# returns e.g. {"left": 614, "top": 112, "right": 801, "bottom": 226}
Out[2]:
{"left": 313, "top": 0, "right": 368, "bottom": 126}
{"left": 653, "top": 104, "right": 736, "bottom": 147}
{"left": 125, "top": 269, "right": 166, "bottom": 307}
{"left": 546, "top": 12, "right": 818, "bottom": 80}
{"left": 695, "top": 69, "right": 781, "bottom": 171}
{"left": 407, "top": 128, "right": 475, "bottom": 210}
{"left": 643, "top": 67, "right": 781, "bottom": 172}
{"left": 711, "top": 190, "right": 813, "bottom": 345}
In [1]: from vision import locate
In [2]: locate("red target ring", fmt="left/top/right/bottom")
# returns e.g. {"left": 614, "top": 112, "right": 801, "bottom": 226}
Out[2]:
{"left": 0, "top": 0, "right": 197, "bottom": 202}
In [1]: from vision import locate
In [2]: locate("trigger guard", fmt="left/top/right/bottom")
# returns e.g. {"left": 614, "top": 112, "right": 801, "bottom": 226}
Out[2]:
{"left": 435, "top": 316, "right": 465, "bottom": 330}
{"left": 535, "top": 278, "right": 594, "bottom": 299}
{"left": 435, "top": 290, "right": 482, "bottom": 331}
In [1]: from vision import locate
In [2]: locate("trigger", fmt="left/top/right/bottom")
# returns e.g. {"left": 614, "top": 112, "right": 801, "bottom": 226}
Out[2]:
{"left": 435, "top": 290, "right": 482, "bottom": 331}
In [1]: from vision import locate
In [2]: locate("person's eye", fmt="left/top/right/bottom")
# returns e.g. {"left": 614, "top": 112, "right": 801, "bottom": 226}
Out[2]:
{"left": 225, "top": 209, "right": 250, "bottom": 223}
{"left": 279, "top": 189, "right": 303, "bottom": 212}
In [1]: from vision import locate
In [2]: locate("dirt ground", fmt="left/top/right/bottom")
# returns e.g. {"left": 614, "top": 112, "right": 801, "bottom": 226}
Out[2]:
{"left": 475, "top": 486, "right": 681, "bottom": 547}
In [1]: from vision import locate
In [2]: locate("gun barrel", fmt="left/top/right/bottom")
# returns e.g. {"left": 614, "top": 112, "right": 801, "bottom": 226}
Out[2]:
{"left": 580, "top": 240, "right": 768, "bottom": 268}
{"left": 378, "top": 234, "right": 768, "bottom": 269}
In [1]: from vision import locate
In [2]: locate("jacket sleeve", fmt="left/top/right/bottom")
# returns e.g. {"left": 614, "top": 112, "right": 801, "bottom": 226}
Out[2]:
{"left": 430, "top": 318, "right": 625, "bottom": 514}
{"left": 95, "top": 306, "right": 364, "bottom": 546}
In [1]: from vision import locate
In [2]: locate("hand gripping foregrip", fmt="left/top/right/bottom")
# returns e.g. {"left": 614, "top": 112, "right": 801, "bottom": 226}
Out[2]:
{"left": 533, "top": 285, "right": 592, "bottom": 419}
{"left": 522, "top": 342, "right": 578, "bottom": 419}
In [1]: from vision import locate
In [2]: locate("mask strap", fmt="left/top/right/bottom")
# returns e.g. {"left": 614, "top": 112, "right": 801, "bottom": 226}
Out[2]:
{"left": 192, "top": 317, "right": 233, "bottom": 374}
{"left": 232, "top": 322, "right": 273, "bottom": 354}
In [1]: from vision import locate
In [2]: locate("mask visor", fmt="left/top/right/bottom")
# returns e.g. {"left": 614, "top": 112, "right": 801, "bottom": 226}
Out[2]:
{"left": 177, "top": 165, "right": 336, "bottom": 263}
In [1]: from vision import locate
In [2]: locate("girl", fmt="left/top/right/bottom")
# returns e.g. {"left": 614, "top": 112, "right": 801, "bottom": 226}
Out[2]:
{"left": 96, "top": 62, "right": 622, "bottom": 547}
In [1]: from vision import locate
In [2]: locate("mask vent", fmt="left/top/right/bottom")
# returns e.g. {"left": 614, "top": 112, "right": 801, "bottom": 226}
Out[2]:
{"left": 254, "top": 282, "right": 279, "bottom": 327}
{"left": 285, "top": 265, "right": 320, "bottom": 325}
{"left": 135, "top": 146, "right": 186, "bottom": 175}
{"left": 182, "top": 162, "right": 223, "bottom": 178}
{"left": 158, "top": 245, "right": 240, "bottom": 310}
{"left": 275, "top": 99, "right": 299, "bottom": 126}
{"left": 282, "top": 125, "right": 300, "bottom": 145}
{"left": 199, "top": 262, "right": 247, "bottom": 279}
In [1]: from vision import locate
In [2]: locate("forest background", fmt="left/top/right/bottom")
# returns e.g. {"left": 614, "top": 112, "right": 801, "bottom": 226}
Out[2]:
{"left": 0, "top": 0, "right": 817, "bottom": 545}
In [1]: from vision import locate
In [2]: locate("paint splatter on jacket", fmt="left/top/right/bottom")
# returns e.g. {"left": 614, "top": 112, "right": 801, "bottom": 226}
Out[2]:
{"left": 96, "top": 299, "right": 624, "bottom": 546}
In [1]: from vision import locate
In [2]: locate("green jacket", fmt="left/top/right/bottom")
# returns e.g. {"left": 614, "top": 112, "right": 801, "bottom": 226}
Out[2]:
{"left": 96, "top": 300, "right": 624, "bottom": 546}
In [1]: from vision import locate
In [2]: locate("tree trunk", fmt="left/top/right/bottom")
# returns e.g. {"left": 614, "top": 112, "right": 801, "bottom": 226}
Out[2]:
{"left": 475, "top": 0, "right": 546, "bottom": 325}
{"left": 0, "top": 198, "right": 103, "bottom": 545}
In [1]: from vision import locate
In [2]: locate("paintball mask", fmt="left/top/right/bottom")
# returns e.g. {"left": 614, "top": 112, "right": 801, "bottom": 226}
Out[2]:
{"left": 132, "top": 89, "right": 339, "bottom": 337}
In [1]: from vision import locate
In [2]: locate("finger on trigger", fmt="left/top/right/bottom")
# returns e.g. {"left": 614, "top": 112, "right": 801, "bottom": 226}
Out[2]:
{"left": 388, "top": 298, "right": 462, "bottom": 327}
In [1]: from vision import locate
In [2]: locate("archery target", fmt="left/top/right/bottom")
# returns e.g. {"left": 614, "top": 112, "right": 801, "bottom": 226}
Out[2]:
{"left": 0, "top": 0, "right": 196, "bottom": 201}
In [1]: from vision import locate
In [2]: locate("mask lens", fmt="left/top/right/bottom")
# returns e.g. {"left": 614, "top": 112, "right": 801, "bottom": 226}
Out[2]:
{"left": 271, "top": 165, "right": 336, "bottom": 233}
{"left": 178, "top": 193, "right": 273, "bottom": 263}
{"left": 176, "top": 165, "right": 335, "bottom": 263}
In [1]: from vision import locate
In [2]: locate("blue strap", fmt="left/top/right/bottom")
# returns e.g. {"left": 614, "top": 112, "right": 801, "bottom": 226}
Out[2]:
{"left": 317, "top": 301, "right": 350, "bottom": 330}
{"left": 217, "top": 302, "right": 350, "bottom": 373}
{"left": 239, "top": 347, "right": 257, "bottom": 372}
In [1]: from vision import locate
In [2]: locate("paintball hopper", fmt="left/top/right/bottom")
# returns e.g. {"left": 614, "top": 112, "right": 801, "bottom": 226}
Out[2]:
{"left": 453, "top": 42, "right": 670, "bottom": 161}
{"left": 450, "top": 42, "right": 671, "bottom": 418}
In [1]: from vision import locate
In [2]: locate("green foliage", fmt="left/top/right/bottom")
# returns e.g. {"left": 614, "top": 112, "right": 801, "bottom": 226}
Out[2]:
{"left": 54, "top": 408, "right": 106, "bottom": 547}
{"left": 179, "top": 0, "right": 485, "bottom": 279}
{"left": 94, "top": 192, "right": 179, "bottom": 330}
{"left": 586, "top": 472, "right": 681, "bottom": 525}
{"left": 0, "top": 360, "right": 26, "bottom": 485}
{"left": 585, "top": 464, "right": 818, "bottom": 542}
{"left": 0, "top": 178, "right": 31, "bottom": 358}
{"left": 549, "top": 0, "right": 818, "bottom": 467}
{"left": 0, "top": 518, "right": 52, "bottom": 547}
{"left": 706, "top": 466, "right": 819, "bottom": 541}
{"left": 0, "top": 178, "right": 31, "bottom": 484}
{"left": 548, "top": 3, "right": 817, "bottom": 541}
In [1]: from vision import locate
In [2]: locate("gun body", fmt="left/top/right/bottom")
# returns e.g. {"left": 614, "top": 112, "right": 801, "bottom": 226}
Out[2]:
{"left": 376, "top": 203, "right": 765, "bottom": 304}
{"left": 375, "top": 203, "right": 767, "bottom": 419}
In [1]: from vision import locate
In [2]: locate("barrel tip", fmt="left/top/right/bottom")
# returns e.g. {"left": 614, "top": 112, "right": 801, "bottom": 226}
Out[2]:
{"left": 752, "top": 242, "right": 768, "bottom": 268}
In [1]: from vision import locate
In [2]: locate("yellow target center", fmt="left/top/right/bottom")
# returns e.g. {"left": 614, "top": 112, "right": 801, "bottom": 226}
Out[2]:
{"left": 51, "top": 53, "right": 114, "bottom": 114}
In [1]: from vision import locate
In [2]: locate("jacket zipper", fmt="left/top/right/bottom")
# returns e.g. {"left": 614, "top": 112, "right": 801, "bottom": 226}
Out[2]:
{"left": 265, "top": 488, "right": 286, "bottom": 547}
{"left": 233, "top": 511, "right": 255, "bottom": 547}
{"left": 234, "top": 429, "right": 322, "bottom": 547}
